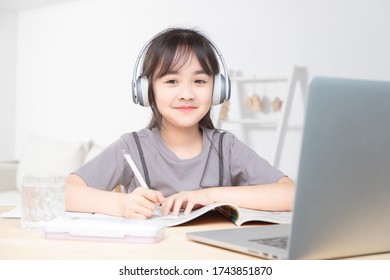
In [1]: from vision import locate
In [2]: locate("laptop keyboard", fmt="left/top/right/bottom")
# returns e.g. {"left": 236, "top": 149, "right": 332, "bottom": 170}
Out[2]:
{"left": 249, "top": 236, "right": 288, "bottom": 249}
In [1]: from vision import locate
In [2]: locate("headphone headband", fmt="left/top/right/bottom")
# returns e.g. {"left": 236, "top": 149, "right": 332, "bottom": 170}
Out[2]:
{"left": 132, "top": 28, "right": 230, "bottom": 106}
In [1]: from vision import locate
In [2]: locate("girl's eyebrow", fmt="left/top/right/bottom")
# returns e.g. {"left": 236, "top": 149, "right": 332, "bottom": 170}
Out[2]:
{"left": 164, "top": 69, "right": 208, "bottom": 76}
{"left": 194, "top": 69, "right": 208, "bottom": 75}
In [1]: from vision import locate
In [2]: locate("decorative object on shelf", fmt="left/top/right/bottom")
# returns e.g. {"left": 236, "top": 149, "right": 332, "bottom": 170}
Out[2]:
{"left": 245, "top": 94, "right": 262, "bottom": 113}
{"left": 271, "top": 97, "right": 283, "bottom": 112}
{"left": 218, "top": 100, "right": 230, "bottom": 120}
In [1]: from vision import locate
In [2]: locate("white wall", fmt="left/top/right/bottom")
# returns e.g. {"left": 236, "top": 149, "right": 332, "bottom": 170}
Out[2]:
{"left": 0, "top": 10, "right": 17, "bottom": 161}
{"left": 7, "top": 0, "right": 390, "bottom": 179}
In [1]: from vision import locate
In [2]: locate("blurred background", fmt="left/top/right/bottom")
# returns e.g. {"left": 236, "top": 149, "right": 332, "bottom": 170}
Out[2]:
{"left": 1, "top": 0, "right": 389, "bottom": 180}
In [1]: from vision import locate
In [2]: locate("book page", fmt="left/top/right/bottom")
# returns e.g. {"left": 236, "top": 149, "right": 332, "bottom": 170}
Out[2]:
{"left": 215, "top": 205, "right": 240, "bottom": 224}
{"left": 151, "top": 203, "right": 233, "bottom": 227}
{"left": 236, "top": 207, "right": 292, "bottom": 225}
{"left": 64, "top": 203, "right": 228, "bottom": 227}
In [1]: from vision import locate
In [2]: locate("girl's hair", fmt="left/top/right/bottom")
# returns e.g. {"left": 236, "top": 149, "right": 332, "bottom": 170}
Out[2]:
{"left": 141, "top": 28, "right": 220, "bottom": 129}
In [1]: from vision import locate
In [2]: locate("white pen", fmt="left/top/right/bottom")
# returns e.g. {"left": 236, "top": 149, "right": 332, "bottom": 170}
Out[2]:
{"left": 123, "top": 150, "right": 148, "bottom": 188}
{"left": 123, "top": 150, "right": 163, "bottom": 215}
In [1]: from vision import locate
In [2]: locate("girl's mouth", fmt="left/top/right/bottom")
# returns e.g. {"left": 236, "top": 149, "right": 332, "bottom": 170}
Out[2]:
{"left": 176, "top": 106, "right": 197, "bottom": 112}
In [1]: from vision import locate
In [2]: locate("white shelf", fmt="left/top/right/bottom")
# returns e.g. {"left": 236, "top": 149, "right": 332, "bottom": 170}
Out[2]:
{"left": 218, "top": 66, "right": 309, "bottom": 168}
{"left": 221, "top": 119, "right": 302, "bottom": 130}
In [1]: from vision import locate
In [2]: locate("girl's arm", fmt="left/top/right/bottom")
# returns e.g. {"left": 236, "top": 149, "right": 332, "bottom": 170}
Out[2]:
{"left": 160, "top": 176, "right": 295, "bottom": 216}
{"left": 65, "top": 174, "right": 165, "bottom": 219}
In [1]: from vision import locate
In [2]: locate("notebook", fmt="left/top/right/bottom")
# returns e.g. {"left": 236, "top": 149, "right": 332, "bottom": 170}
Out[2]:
{"left": 187, "top": 76, "right": 390, "bottom": 259}
{"left": 44, "top": 217, "right": 166, "bottom": 243}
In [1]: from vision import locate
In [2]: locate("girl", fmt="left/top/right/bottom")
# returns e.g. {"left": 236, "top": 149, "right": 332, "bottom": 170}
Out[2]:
{"left": 65, "top": 28, "right": 295, "bottom": 219}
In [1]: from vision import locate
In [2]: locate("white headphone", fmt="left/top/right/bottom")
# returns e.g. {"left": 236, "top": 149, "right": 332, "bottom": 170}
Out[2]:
{"left": 131, "top": 29, "right": 231, "bottom": 107}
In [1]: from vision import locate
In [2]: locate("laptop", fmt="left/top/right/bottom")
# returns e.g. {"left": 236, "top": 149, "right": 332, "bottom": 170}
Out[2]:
{"left": 187, "top": 76, "right": 390, "bottom": 259}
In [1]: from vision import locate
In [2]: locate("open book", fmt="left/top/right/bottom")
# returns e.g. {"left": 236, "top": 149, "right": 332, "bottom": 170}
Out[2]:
{"left": 151, "top": 202, "right": 292, "bottom": 227}
{"left": 1, "top": 203, "right": 291, "bottom": 227}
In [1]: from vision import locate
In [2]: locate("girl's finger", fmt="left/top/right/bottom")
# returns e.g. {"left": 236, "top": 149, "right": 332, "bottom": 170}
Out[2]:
{"left": 134, "top": 187, "right": 165, "bottom": 204}
{"left": 184, "top": 200, "right": 195, "bottom": 215}
{"left": 160, "top": 197, "right": 175, "bottom": 216}
{"left": 172, "top": 197, "right": 185, "bottom": 216}
{"left": 124, "top": 204, "right": 154, "bottom": 219}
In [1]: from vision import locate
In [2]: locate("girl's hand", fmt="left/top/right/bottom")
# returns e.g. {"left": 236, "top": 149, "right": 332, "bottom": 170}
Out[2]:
{"left": 160, "top": 189, "right": 215, "bottom": 216}
{"left": 122, "top": 187, "right": 165, "bottom": 219}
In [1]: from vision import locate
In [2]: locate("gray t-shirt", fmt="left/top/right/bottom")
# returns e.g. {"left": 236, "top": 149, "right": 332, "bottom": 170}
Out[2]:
{"left": 74, "top": 127, "right": 286, "bottom": 196}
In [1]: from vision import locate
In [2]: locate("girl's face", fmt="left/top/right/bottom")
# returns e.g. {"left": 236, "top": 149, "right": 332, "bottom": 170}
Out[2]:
{"left": 152, "top": 53, "right": 213, "bottom": 130}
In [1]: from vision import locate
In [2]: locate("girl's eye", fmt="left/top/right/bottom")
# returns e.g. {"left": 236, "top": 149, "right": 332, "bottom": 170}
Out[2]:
{"left": 195, "top": 79, "right": 206, "bottom": 84}
{"left": 166, "top": 79, "right": 177, "bottom": 84}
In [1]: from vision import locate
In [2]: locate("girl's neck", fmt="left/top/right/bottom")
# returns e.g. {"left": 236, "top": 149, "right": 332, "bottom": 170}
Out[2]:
{"left": 159, "top": 124, "right": 203, "bottom": 159}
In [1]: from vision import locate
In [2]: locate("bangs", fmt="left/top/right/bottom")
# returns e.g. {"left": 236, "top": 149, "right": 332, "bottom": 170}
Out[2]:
{"left": 153, "top": 44, "right": 216, "bottom": 79}
{"left": 143, "top": 31, "right": 219, "bottom": 80}
{"left": 153, "top": 45, "right": 195, "bottom": 79}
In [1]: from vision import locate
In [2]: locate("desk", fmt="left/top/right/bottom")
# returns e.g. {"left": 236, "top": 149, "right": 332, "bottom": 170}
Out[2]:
{"left": 0, "top": 206, "right": 263, "bottom": 260}
{"left": 1, "top": 206, "right": 389, "bottom": 260}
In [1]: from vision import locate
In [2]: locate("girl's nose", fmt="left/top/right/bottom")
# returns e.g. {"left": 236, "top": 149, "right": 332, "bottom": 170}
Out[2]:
{"left": 178, "top": 84, "right": 195, "bottom": 100}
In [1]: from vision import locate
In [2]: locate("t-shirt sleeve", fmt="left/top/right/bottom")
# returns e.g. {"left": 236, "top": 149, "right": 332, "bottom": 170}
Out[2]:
{"left": 228, "top": 134, "right": 286, "bottom": 186}
{"left": 72, "top": 137, "right": 130, "bottom": 191}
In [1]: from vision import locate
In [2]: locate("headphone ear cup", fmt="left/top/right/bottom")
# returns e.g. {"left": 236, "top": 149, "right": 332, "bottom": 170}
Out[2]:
{"left": 212, "top": 74, "right": 226, "bottom": 105}
{"left": 136, "top": 76, "right": 150, "bottom": 107}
